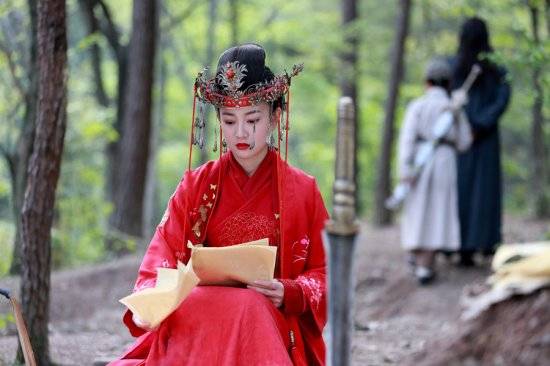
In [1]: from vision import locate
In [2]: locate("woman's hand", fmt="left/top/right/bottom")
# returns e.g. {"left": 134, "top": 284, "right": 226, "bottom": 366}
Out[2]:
{"left": 247, "top": 279, "right": 285, "bottom": 308}
{"left": 132, "top": 313, "right": 156, "bottom": 332}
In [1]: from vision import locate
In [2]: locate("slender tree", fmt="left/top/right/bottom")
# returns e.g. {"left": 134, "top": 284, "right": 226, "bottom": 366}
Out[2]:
{"left": 142, "top": 1, "right": 202, "bottom": 239}
{"left": 340, "top": 0, "right": 359, "bottom": 212}
{"left": 143, "top": 0, "right": 169, "bottom": 239}
{"left": 19, "top": 0, "right": 67, "bottom": 364}
{"left": 110, "top": 0, "right": 158, "bottom": 236}
{"left": 528, "top": 2, "right": 549, "bottom": 217}
{"left": 374, "top": 0, "right": 412, "bottom": 226}
{"left": 77, "top": 0, "right": 128, "bottom": 208}
{"left": 78, "top": 0, "right": 109, "bottom": 108}
{"left": 4, "top": 0, "right": 38, "bottom": 275}
{"left": 78, "top": 0, "right": 198, "bottom": 240}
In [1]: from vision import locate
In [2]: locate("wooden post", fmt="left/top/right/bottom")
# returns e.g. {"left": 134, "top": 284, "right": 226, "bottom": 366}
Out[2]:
{"left": 325, "top": 97, "right": 360, "bottom": 366}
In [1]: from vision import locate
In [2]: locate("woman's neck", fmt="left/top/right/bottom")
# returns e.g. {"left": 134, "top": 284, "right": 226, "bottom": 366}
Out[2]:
{"left": 234, "top": 147, "right": 269, "bottom": 176}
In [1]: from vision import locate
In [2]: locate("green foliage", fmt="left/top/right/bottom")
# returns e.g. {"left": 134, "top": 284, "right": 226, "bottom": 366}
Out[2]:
{"left": 49, "top": 68, "right": 120, "bottom": 268}
{"left": 157, "top": 142, "right": 187, "bottom": 206}
{"left": 0, "top": 160, "right": 12, "bottom": 220}
{"left": 0, "top": 312, "right": 15, "bottom": 331}
{"left": 0, "top": 0, "right": 547, "bottom": 271}
{"left": 103, "top": 230, "right": 137, "bottom": 258}
{"left": 0, "top": 220, "right": 14, "bottom": 277}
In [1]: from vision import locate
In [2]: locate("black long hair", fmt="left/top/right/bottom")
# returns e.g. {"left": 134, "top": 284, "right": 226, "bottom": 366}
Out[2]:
{"left": 215, "top": 43, "right": 284, "bottom": 110}
{"left": 454, "top": 17, "right": 498, "bottom": 82}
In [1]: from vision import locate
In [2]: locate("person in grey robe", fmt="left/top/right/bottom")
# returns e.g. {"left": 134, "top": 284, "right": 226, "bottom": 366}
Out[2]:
{"left": 451, "top": 17, "right": 511, "bottom": 266}
{"left": 398, "top": 58, "right": 473, "bottom": 284}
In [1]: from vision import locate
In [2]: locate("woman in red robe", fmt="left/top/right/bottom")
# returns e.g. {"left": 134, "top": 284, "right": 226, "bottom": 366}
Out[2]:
{"left": 109, "top": 44, "right": 328, "bottom": 366}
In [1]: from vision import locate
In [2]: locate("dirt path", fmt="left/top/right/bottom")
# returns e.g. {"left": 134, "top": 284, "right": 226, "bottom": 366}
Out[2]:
{"left": 0, "top": 216, "right": 547, "bottom": 365}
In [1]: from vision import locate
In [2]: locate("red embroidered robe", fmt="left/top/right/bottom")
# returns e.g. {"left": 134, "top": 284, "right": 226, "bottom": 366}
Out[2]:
{"left": 111, "top": 151, "right": 328, "bottom": 365}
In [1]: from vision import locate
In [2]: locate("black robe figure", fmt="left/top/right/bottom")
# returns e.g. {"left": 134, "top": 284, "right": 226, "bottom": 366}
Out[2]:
{"left": 451, "top": 17, "right": 511, "bottom": 264}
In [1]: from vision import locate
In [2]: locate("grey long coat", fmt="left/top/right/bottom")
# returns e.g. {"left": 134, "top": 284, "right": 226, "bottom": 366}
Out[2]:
{"left": 398, "top": 87, "right": 473, "bottom": 251}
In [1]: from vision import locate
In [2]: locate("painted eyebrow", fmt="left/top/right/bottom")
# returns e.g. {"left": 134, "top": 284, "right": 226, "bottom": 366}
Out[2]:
{"left": 220, "top": 109, "right": 261, "bottom": 117}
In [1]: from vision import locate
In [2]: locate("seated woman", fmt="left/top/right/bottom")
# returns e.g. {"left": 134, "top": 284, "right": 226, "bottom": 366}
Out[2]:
{"left": 109, "top": 43, "right": 328, "bottom": 365}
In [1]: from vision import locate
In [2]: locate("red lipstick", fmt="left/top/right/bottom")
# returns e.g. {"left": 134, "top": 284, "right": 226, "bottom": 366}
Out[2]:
{"left": 236, "top": 143, "right": 250, "bottom": 150}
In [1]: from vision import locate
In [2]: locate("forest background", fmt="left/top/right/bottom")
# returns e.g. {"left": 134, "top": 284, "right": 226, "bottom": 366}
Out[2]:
{"left": 0, "top": 0, "right": 548, "bottom": 278}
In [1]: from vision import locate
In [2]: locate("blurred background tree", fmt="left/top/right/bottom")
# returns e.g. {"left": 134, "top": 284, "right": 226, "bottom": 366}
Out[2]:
{"left": 0, "top": 0, "right": 548, "bottom": 276}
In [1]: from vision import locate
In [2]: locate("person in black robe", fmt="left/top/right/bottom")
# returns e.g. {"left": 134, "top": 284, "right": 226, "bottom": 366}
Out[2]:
{"left": 450, "top": 17, "right": 511, "bottom": 265}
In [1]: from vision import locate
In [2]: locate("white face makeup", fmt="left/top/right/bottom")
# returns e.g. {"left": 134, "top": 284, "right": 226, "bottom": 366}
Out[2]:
{"left": 219, "top": 103, "right": 278, "bottom": 175}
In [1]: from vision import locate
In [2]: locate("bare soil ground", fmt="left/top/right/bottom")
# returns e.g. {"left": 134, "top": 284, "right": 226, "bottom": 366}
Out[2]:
{"left": 0, "top": 215, "right": 548, "bottom": 365}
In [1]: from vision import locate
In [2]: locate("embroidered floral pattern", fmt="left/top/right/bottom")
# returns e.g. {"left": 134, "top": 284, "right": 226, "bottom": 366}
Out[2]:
{"left": 161, "top": 259, "right": 170, "bottom": 268}
{"left": 296, "top": 276, "right": 323, "bottom": 310}
{"left": 190, "top": 182, "right": 218, "bottom": 239}
{"left": 189, "top": 207, "right": 199, "bottom": 225}
{"left": 292, "top": 236, "right": 310, "bottom": 263}
{"left": 217, "top": 212, "right": 276, "bottom": 245}
{"left": 175, "top": 251, "right": 187, "bottom": 262}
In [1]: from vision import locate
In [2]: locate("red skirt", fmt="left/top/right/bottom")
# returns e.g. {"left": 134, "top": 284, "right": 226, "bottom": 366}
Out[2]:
{"left": 109, "top": 286, "right": 293, "bottom": 365}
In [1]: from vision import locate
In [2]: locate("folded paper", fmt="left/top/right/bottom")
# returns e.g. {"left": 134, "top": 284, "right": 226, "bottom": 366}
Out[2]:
{"left": 120, "top": 261, "right": 199, "bottom": 328}
{"left": 119, "top": 238, "right": 276, "bottom": 327}
{"left": 189, "top": 238, "right": 277, "bottom": 286}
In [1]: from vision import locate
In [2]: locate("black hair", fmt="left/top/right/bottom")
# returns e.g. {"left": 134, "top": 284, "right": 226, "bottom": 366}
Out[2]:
{"left": 426, "top": 78, "right": 450, "bottom": 94}
{"left": 215, "top": 43, "right": 284, "bottom": 111}
{"left": 454, "top": 17, "right": 498, "bottom": 82}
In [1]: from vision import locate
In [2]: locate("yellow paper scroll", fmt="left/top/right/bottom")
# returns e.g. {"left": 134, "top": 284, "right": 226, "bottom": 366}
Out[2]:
{"left": 119, "top": 238, "right": 276, "bottom": 327}
{"left": 189, "top": 238, "right": 277, "bottom": 286}
{"left": 119, "top": 261, "right": 199, "bottom": 328}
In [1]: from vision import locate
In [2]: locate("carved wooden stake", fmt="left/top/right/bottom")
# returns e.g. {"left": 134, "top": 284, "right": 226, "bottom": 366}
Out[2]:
{"left": 324, "top": 97, "right": 360, "bottom": 366}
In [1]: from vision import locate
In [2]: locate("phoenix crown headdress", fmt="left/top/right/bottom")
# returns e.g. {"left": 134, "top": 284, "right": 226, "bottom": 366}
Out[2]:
{"left": 187, "top": 60, "right": 304, "bottom": 173}
{"left": 194, "top": 61, "right": 304, "bottom": 108}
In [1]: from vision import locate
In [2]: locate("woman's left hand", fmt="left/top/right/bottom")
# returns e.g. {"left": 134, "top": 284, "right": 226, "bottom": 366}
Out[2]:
{"left": 247, "top": 279, "right": 285, "bottom": 308}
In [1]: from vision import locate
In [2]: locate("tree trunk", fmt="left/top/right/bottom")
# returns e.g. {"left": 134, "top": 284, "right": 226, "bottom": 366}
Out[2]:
{"left": 107, "top": 52, "right": 127, "bottom": 206}
{"left": 374, "top": 0, "right": 412, "bottom": 226}
{"left": 88, "top": 0, "right": 128, "bottom": 216}
{"left": 229, "top": 0, "right": 238, "bottom": 45}
{"left": 19, "top": 0, "right": 67, "bottom": 364}
{"left": 9, "top": 0, "right": 38, "bottom": 275}
{"left": 528, "top": 4, "right": 549, "bottom": 218}
{"left": 143, "top": 31, "right": 166, "bottom": 240}
{"left": 78, "top": 0, "right": 109, "bottom": 107}
{"left": 340, "top": 0, "right": 359, "bottom": 213}
{"left": 111, "top": 0, "right": 158, "bottom": 237}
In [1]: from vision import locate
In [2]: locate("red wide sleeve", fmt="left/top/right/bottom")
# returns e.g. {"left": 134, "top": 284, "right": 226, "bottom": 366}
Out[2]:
{"left": 282, "top": 180, "right": 328, "bottom": 330}
{"left": 123, "top": 176, "right": 192, "bottom": 336}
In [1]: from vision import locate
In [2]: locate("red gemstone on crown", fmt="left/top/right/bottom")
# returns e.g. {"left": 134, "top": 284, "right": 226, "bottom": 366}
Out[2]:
{"left": 226, "top": 69, "right": 235, "bottom": 79}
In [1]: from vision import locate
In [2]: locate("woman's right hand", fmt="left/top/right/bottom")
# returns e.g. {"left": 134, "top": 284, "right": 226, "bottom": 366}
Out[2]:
{"left": 132, "top": 313, "right": 156, "bottom": 332}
